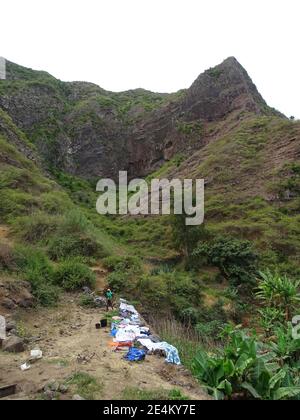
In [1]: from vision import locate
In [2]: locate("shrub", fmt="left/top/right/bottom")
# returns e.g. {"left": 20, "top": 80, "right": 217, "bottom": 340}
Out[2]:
{"left": 13, "top": 245, "right": 60, "bottom": 306}
{"left": 54, "top": 258, "right": 96, "bottom": 291}
{"left": 195, "top": 320, "right": 225, "bottom": 344}
{"left": 13, "top": 212, "right": 60, "bottom": 242}
{"left": 180, "top": 307, "right": 199, "bottom": 325}
{"left": 79, "top": 294, "right": 97, "bottom": 307}
{"left": 0, "top": 189, "right": 38, "bottom": 221}
{"left": 193, "top": 236, "right": 258, "bottom": 286}
{"left": 61, "top": 209, "right": 92, "bottom": 235}
{"left": 107, "top": 270, "right": 130, "bottom": 294}
{"left": 48, "top": 234, "right": 101, "bottom": 261}
{"left": 102, "top": 255, "right": 141, "bottom": 273}
{"left": 137, "top": 270, "right": 201, "bottom": 316}
{"left": 171, "top": 215, "right": 207, "bottom": 263}
{"left": 40, "top": 191, "right": 72, "bottom": 214}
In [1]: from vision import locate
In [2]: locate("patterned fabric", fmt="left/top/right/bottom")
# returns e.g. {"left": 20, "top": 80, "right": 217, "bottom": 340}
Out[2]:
{"left": 159, "top": 342, "right": 181, "bottom": 365}
{"left": 137, "top": 339, "right": 181, "bottom": 365}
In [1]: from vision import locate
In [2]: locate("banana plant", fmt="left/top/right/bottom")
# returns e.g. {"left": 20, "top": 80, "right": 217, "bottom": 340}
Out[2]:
{"left": 192, "top": 327, "right": 300, "bottom": 400}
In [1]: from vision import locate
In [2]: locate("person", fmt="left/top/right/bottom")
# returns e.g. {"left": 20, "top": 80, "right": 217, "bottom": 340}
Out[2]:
{"left": 105, "top": 288, "right": 114, "bottom": 311}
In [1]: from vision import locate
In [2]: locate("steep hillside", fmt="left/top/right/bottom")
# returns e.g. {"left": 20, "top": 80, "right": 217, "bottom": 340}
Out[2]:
{"left": 1, "top": 57, "right": 300, "bottom": 401}
{"left": 0, "top": 57, "right": 281, "bottom": 179}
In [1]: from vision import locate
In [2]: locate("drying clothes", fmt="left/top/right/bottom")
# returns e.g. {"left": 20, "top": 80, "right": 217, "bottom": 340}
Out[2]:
{"left": 159, "top": 342, "right": 181, "bottom": 365}
{"left": 111, "top": 327, "right": 118, "bottom": 337}
{"left": 124, "top": 347, "right": 146, "bottom": 362}
{"left": 120, "top": 302, "right": 138, "bottom": 315}
{"left": 109, "top": 341, "right": 133, "bottom": 348}
{"left": 137, "top": 340, "right": 181, "bottom": 365}
{"left": 115, "top": 330, "right": 136, "bottom": 343}
{"left": 123, "top": 325, "right": 149, "bottom": 337}
{"left": 137, "top": 339, "right": 157, "bottom": 351}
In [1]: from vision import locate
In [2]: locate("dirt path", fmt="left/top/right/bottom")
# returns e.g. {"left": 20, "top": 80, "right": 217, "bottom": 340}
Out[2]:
{"left": 0, "top": 295, "right": 208, "bottom": 400}
{"left": 0, "top": 225, "right": 11, "bottom": 244}
{"left": 91, "top": 265, "right": 108, "bottom": 294}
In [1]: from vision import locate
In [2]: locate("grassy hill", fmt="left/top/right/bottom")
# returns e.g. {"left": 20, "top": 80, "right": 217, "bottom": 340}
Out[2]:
{"left": 1, "top": 59, "right": 300, "bottom": 400}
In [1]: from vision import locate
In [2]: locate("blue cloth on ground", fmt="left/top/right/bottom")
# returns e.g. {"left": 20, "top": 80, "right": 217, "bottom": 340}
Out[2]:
{"left": 124, "top": 347, "right": 146, "bottom": 362}
{"left": 111, "top": 327, "right": 118, "bottom": 337}
{"left": 160, "top": 342, "right": 181, "bottom": 365}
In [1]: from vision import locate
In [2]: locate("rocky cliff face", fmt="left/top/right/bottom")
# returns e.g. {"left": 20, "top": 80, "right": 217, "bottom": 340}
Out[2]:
{"left": 0, "top": 57, "right": 282, "bottom": 180}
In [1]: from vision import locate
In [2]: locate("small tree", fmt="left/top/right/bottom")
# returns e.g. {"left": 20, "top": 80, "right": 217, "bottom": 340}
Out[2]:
{"left": 171, "top": 213, "right": 208, "bottom": 265}
{"left": 193, "top": 236, "right": 258, "bottom": 286}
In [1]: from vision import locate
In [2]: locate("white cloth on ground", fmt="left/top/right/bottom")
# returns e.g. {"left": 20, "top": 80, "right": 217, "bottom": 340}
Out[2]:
{"left": 137, "top": 339, "right": 159, "bottom": 351}
{"left": 115, "top": 330, "right": 136, "bottom": 342}
{"left": 120, "top": 302, "right": 138, "bottom": 315}
{"left": 0, "top": 315, "right": 6, "bottom": 340}
{"left": 137, "top": 340, "right": 181, "bottom": 365}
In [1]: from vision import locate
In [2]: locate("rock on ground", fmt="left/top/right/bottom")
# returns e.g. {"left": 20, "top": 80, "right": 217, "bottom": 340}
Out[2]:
{"left": 2, "top": 336, "right": 25, "bottom": 353}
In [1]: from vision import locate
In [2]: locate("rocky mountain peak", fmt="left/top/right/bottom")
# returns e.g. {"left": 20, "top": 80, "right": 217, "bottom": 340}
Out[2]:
{"left": 0, "top": 58, "right": 284, "bottom": 179}
{"left": 184, "top": 57, "right": 268, "bottom": 121}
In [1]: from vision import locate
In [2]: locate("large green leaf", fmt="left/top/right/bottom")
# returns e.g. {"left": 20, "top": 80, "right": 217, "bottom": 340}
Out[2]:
{"left": 218, "top": 379, "right": 233, "bottom": 396}
{"left": 236, "top": 354, "right": 253, "bottom": 374}
{"left": 241, "top": 382, "right": 261, "bottom": 399}
{"left": 269, "top": 369, "right": 286, "bottom": 390}
{"left": 273, "top": 387, "right": 300, "bottom": 400}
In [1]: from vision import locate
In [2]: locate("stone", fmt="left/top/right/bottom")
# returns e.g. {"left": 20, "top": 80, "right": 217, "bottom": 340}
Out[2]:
{"left": 72, "top": 394, "right": 85, "bottom": 400}
{"left": 44, "top": 381, "right": 60, "bottom": 393}
{"left": 5, "top": 321, "right": 16, "bottom": 332}
{"left": 2, "top": 336, "right": 25, "bottom": 353}
{"left": 2, "top": 298, "right": 16, "bottom": 310}
{"left": 59, "top": 384, "right": 69, "bottom": 394}
{"left": 44, "top": 390, "right": 55, "bottom": 400}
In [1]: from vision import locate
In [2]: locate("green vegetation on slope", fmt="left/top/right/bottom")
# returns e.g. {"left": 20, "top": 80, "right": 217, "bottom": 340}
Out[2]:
{"left": 1, "top": 71, "right": 300, "bottom": 400}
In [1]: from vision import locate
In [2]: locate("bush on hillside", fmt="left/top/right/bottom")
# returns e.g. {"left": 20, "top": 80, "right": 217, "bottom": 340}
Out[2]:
{"left": 48, "top": 234, "right": 102, "bottom": 261}
{"left": 107, "top": 271, "right": 130, "bottom": 294}
{"left": 13, "top": 212, "right": 60, "bottom": 242}
{"left": 193, "top": 236, "right": 258, "bottom": 286}
{"left": 137, "top": 270, "right": 202, "bottom": 316}
{"left": 13, "top": 245, "right": 60, "bottom": 306}
{"left": 61, "top": 209, "right": 92, "bottom": 235}
{"left": 53, "top": 258, "right": 96, "bottom": 291}
{"left": 0, "top": 189, "right": 38, "bottom": 221}
{"left": 102, "top": 255, "right": 142, "bottom": 273}
{"left": 40, "top": 191, "right": 72, "bottom": 214}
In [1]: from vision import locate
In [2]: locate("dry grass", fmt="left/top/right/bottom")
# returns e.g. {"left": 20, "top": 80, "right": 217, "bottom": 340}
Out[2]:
{"left": 149, "top": 316, "right": 206, "bottom": 369}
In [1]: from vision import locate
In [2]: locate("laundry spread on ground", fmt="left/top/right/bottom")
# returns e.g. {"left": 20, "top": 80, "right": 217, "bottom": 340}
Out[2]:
{"left": 137, "top": 339, "right": 181, "bottom": 365}
{"left": 107, "top": 299, "right": 181, "bottom": 365}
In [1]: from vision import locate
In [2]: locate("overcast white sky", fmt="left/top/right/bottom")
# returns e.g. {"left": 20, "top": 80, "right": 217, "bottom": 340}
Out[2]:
{"left": 1, "top": 0, "right": 299, "bottom": 117}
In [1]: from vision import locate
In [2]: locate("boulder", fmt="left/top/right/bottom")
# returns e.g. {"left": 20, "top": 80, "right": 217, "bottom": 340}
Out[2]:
{"left": 2, "top": 336, "right": 25, "bottom": 353}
